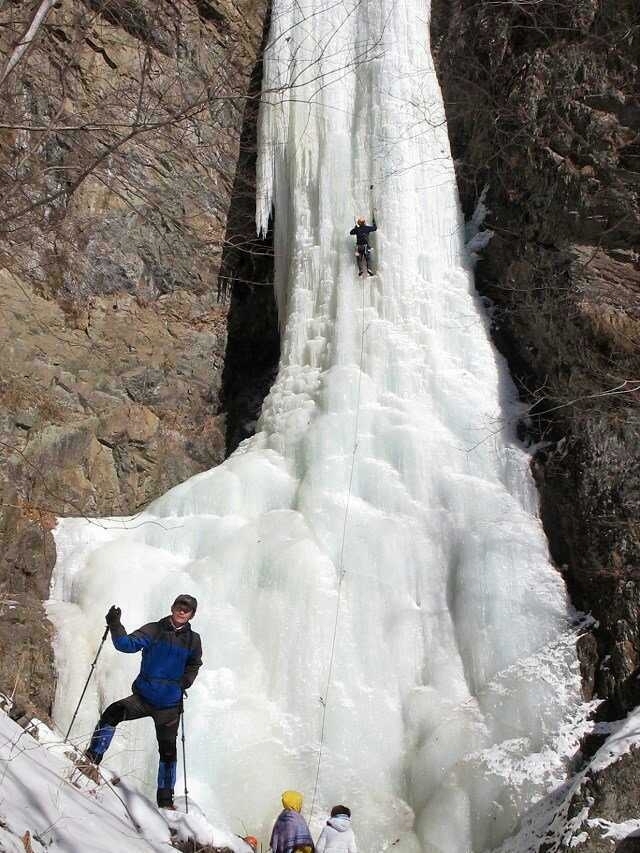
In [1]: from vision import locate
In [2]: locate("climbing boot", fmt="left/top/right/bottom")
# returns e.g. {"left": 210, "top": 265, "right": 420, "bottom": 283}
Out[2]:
{"left": 157, "top": 759, "right": 177, "bottom": 809}
{"left": 87, "top": 723, "right": 116, "bottom": 760}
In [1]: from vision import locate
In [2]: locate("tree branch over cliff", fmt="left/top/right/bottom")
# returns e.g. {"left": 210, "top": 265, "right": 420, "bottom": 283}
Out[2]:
{"left": 0, "top": 0, "right": 392, "bottom": 300}
{"left": 0, "top": 0, "right": 58, "bottom": 89}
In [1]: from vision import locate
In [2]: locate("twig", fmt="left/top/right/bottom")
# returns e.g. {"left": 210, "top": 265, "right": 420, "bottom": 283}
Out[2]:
{"left": 0, "top": 0, "right": 57, "bottom": 89}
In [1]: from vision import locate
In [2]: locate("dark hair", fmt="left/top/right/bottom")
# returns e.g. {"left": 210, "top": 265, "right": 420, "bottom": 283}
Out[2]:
{"left": 172, "top": 594, "right": 198, "bottom": 614}
{"left": 331, "top": 805, "right": 351, "bottom": 818}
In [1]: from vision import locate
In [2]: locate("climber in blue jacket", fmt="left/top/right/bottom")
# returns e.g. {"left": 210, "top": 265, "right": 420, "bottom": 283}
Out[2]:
{"left": 81, "top": 594, "right": 202, "bottom": 810}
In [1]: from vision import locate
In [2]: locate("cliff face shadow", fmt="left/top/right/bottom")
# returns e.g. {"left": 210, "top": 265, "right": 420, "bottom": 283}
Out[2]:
{"left": 220, "top": 0, "right": 280, "bottom": 456}
{"left": 617, "top": 837, "right": 640, "bottom": 853}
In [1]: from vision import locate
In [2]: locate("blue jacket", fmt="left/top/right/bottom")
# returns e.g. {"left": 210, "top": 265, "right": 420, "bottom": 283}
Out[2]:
{"left": 110, "top": 616, "right": 202, "bottom": 709}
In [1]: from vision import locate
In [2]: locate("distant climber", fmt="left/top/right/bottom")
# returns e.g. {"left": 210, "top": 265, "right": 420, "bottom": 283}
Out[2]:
{"left": 79, "top": 594, "right": 202, "bottom": 810}
{"left": 270, "top": 790, "right": 314, "bottom": 853}
{"left": 350, "top": 216, "right": 377, "bottom": 276}
{"left": 316, "top": 805, "right": 357, "bottom": 853}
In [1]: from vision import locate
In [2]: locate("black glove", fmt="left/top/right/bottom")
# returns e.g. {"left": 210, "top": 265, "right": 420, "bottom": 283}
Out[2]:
{"left": 106, "top": 605, "right": 122, "bottom": 627}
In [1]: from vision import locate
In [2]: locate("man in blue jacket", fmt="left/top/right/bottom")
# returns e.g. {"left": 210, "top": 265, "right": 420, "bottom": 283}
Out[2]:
{"left": 82, "top": 594, "right": 202, "bottom": 809}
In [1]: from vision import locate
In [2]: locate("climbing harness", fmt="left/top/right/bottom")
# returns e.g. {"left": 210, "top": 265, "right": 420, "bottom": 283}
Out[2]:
{"left": 309, "top": 265, "right": 370, "bottom": 820}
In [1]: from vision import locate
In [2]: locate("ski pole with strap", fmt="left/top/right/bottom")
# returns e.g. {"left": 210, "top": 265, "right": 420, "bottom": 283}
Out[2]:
{"left": 181, "top": 695, "right": 189, "bottom": 814}
{"left": 65, "top": 625, "right": 109, "bottom": 741}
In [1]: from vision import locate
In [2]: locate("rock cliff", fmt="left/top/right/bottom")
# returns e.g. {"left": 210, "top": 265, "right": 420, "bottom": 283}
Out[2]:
{"left": 432, "top": 0, "right": 639, "bottom": 704}
{"left": 431, "top": 0, "right": 639, "bottom": 846}
{"left": 0, "top": 0, "right": 268, "bottom": 713}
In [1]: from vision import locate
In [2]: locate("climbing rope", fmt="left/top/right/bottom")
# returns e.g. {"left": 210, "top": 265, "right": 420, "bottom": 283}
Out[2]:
{"left": 309, "top": 269, "right": 370, "bottom": 820}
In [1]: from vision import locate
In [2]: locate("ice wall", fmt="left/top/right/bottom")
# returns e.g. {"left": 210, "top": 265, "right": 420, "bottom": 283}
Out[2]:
{"left": 50, "top": 1, "right": 584, "bottom": 851}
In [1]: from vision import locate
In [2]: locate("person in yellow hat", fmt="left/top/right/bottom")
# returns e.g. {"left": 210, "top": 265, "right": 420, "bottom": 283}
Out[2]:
{"left": 270, "top": 790, "right": 314, "bottom": 853}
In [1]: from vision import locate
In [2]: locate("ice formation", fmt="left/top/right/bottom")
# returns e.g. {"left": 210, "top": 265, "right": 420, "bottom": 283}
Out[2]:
{"left": 50, "top": 0, "right": 585, "bottom": 851}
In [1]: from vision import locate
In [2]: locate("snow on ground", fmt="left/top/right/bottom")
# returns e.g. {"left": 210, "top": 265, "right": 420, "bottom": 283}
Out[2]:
{"left": 589, "top": 706, "right": 640, "bottom": 773}
{"left": 0, "top": 701, "right": 251, "bottom": 853}
{"left": 8, "top": 690, "right": 640, "bottom": 853}
{"left": 492, "top": 705, "right": 640, "bottom": 853}
{"left": 586, "top": 818, "right": 640, "bottom": 843}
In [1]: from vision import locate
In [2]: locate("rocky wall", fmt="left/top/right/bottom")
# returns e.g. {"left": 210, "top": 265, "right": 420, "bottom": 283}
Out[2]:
{"left": 0, "top": 0, "right": 268, "bottom": 716}
{"left": 219, "top": 0, "right": 279, "bottom": 456}
{"left": 431, "top": 0, "right": 639, "bottom": 706}
{"left": 431, "top": 3, "right": 640, "bottom": 846}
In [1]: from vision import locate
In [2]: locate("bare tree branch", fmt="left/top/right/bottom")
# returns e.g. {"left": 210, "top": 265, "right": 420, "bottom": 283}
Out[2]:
{"left": 0, "top": 0, "right": 58, "bottom": 89}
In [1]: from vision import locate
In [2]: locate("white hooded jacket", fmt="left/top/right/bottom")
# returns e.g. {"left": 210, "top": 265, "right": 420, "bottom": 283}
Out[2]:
{"left": 315, "top": 816, "right": 357, "bottom": 853}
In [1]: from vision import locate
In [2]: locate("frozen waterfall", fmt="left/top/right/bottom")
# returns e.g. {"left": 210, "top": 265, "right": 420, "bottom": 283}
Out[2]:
{"left": 49, "top": 0, "right": 585, "bottom": 851}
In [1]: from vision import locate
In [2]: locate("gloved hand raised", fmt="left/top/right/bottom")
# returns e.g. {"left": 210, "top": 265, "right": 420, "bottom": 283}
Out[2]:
{"left": 106, "top": 605, "right": 122, "bottom": 627}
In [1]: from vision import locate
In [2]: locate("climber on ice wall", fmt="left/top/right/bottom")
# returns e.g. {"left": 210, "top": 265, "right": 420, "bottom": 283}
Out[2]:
{"left": 350, "top": 216, "right": 377, "bottom": 276}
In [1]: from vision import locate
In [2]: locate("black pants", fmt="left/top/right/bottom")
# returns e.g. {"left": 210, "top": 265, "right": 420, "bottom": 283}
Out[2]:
{"left": 100, "top": 693, "right": 181, "bottom": 763}
{"left": 89, "top": 693, "right": 181, "bottom": 806}
{"left": 356, "top": 244, "right": 372, "bottom": 274}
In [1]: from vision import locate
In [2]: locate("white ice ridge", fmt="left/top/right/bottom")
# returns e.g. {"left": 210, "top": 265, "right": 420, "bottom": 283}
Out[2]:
{"left": 50, "top": 0, "right": 585, "bottom": 851}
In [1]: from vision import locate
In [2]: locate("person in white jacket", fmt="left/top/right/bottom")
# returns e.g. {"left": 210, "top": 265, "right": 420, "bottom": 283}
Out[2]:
{"left": 315, "top": 806, "right": 357, "bottom": 853}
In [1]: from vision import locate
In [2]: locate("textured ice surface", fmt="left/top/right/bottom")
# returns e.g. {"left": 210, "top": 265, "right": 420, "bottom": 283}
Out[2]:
{"left": 50, "top": 1, "right": 585, "bottom": 851}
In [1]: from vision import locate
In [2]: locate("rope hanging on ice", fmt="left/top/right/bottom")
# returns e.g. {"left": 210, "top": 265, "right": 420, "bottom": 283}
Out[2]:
{"left": 309, "top": 272, "right": 370, "bottom": 821}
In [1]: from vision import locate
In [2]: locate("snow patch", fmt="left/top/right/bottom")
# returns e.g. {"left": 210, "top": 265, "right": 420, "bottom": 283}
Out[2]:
{"left": 590, "top": 706, "right": 640, "bottom": 773}
{"left": 465, "top": 185, "right": 494, "bottom": 261}
{"left": 0, "top": 703, "right": 247, "bottom": 853}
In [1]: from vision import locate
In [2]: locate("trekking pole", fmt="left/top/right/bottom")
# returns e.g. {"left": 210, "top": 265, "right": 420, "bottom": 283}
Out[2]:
{"left": 65, "top": 625, "right": 109, "bottom": 741}
{"left": 180, "top": 696, "right": 189, "bottom": 814}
